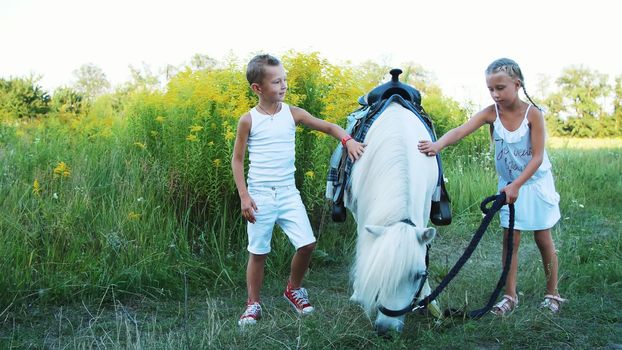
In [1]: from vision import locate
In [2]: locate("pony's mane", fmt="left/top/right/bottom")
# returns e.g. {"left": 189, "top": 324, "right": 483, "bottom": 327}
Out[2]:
{"left": 349, "top": 104, "right": 433, "bottom": 227}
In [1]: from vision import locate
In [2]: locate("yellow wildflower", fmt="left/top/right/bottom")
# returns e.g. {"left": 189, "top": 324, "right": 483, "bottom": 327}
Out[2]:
{"left": 53, "top": 161, "right": 71, "bottom": 177}
{"left": 186, "top": 134, "right": 198, "bottom": 142}
{"left": 310, "top": 130, "right": 326, "bottom": 138}
{"left": 155, "top": 116, "right": 165, "bottom": 123}
{"left": 134, "top": 142, "right": 146, "bottom": 149}
{"left": 32, "top": 179, "right": 41, "bottom": 196}
{"left": 128, "top": 211, "right": 141, "bottom": 220}
{"left": 190, "top": 125, "right": 204, "bottom": 133}
{"left": 213, "top": 159, "right": 222, "bottom": 167}
{"left": 224, "top": 130, "right": 235, "bottom": 141}
{"left": 208, "top": 141, "right": 214, "bottom": 147}
{"left": 98, "top": 128, "right": 113, "bottom": 139}
{"left": 305, "top": 170, "right": 315, "bottom": 178}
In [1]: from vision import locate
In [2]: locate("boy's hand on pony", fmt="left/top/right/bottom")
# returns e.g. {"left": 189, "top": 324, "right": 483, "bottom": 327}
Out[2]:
{"left": 417, "top": 140, "right": 441, "bottom": 157}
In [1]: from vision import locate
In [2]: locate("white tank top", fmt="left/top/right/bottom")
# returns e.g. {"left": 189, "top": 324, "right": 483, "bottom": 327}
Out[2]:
{"left": 247, "top": 103, "right": 296, "bottom": 187}
{"left": 492, "top": 104, "right": 552, "bottom": 184}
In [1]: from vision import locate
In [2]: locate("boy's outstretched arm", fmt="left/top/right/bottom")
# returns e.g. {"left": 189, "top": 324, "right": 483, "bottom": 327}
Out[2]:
{"left": 291, "top": 106, "right": 365, "bottom": 161}
{"left": 418, "top": 107, "right": 495, "bottom": 156}
{"left": 232, "top": 113, "right": 257, "bottom": 223}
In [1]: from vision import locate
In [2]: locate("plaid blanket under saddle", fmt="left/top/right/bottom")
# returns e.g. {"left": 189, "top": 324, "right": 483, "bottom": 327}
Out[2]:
{"left": 325, "top": 94, "right": 442, "bottom": 203}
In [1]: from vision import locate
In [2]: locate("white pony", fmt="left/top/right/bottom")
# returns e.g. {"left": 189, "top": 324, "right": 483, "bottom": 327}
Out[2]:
{"left": 346, "top": 102, "right": 438, "bottom": 334}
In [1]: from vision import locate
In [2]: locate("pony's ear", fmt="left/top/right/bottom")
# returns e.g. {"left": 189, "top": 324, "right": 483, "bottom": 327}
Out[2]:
{"left": 365, "top": 225, "right": 386, "bottom": 236}
{"left": 417, "top": 227, "right": 436, "bottom": 244}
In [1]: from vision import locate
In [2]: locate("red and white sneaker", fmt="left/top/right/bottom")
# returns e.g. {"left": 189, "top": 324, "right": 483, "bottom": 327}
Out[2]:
{"left": 283, "top": 283, "right": 314, "bottom": 315}
{"left": 238, "top": 302, "right": 262, "bottom": 326}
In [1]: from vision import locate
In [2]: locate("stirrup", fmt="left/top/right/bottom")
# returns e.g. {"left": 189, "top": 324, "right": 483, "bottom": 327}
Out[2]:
{"left": 332, "top": 201, "right": 346, "bottom": 222}
{"left": 430, "top": 180, "right": 452, "bottom": 226}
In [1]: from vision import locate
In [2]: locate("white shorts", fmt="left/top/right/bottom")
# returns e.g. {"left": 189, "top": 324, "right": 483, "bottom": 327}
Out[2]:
{"left": 498, "top": 172, "right": 561, "bottom": 231}
{"left": 247, "top": 185, "right": 316, "bottom": 255}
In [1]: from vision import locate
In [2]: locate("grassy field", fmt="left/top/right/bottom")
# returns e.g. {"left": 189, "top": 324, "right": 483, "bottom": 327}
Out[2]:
{"left": 1, "top": 138, "right": 620, "bottom": 349}
{"left": 548, "top": 137, "right": 622, "bottom": 149}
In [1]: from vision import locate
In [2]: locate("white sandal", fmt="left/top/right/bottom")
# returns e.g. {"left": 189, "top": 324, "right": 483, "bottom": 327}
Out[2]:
{"left": 491, "top": 294, "right": 518, "bottom": 316}
{"left": 539, "top": 294, "right": 567, "bottom": 314}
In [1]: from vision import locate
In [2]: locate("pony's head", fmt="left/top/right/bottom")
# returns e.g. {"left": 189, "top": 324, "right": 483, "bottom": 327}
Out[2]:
{"left": 351, "top": 221, "right": 436, "bottom": 334}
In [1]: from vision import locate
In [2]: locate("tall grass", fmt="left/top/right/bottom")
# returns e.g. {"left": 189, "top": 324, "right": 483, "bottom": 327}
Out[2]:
{"left": 2, "top": 122, "right": 620, "bottom": 348}
{"left": 0, "top": 116, "right": 202, "bottom": 304}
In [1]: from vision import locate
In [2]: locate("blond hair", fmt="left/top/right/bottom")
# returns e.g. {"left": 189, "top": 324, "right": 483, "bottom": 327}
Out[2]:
{"left": 486, "top": 58, "right": 541, "bottom": 111}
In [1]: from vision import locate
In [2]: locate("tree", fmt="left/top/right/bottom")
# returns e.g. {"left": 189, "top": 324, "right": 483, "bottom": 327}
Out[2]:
{"left": 72, "top": 63, "right": 110, "bottom": 102}
{"left": 555, "top": 66, "right": 610, "bottom": 137}
{"left": 400, "top": 62, "right": 439, "bottom": 95}
{"left": 126, "top": 63, "right": 160, "bottom": 92}
{"left": 541, "top": 66, "right": 619, "bottom": 137}
{"left": 51, "top": 87, "right": 84, "bottom": 115}
{"left": 163, "top": 64, "right": 179, "bottom": 81}
{"left": 543, "top": 91, "right": 568, "bottom": 135}
{"left": 189, "top": 53, "right": 217, "bottom": 71}
{"left": 0, "top": 76, "right": 50, "bottom": 119}
{"left": 612, "top": 76, "right": 622, "bottom": 134}
{"left": 355, "top": 60, "right": 390, "bottom": 92}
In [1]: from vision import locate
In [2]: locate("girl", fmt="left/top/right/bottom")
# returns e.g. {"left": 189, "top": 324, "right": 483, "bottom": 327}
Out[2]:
{"left": 418, "top": 58, "right": 566, "bottom": 315}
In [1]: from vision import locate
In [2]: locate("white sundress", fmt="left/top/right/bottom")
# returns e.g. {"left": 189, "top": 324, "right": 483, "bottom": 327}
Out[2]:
{"left": 492, "top": 104, "right": 561, "bottom": 231}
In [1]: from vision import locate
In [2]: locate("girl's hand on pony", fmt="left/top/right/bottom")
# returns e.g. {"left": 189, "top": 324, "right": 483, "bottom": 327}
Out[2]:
{"left": 418, "top": 140, "right": 441, "bottom": 157}
{"left": 501, "top": 183, "right": 520, "bottom": 204}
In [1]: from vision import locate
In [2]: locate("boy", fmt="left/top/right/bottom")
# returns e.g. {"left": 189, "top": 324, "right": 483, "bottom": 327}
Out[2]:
{"left": 232, "top": 54, "right": 365, "bottom": 326}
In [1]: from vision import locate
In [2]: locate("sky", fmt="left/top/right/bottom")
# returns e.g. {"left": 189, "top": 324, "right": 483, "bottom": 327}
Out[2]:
{"left": 1, "top": 0, "right": 620, "bottom": 108}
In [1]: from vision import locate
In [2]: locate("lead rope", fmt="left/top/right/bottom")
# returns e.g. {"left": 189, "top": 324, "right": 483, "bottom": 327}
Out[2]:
{"left": 419, "top": 193, "right": 514, "bottom": 318}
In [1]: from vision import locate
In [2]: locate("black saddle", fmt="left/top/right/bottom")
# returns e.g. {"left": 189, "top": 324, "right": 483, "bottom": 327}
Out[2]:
{"left": 358, "top": 68, "right": 422, "bottom": 106}
{"left": 332, "top": 68, "right": 452, "bottom": 226}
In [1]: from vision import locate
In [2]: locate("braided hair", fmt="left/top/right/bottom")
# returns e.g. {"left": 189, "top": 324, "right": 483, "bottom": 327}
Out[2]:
{"left": 486, "top": 58, "right": 542, "bottom": 111}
